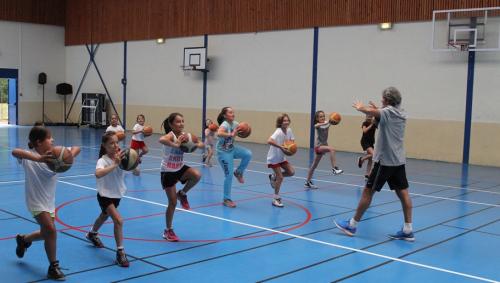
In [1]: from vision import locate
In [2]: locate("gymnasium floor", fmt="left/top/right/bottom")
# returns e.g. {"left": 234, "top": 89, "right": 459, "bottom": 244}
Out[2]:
{"left": 0, "top": 125, "right": 499, "bottom": 283}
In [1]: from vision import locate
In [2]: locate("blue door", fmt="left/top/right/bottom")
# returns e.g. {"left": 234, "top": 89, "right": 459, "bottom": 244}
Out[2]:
{"left": 8, "top": 79, "right": 17, "bottom": 125}
{"left": 0, "top": 68, "right": 18, "bottom": 125}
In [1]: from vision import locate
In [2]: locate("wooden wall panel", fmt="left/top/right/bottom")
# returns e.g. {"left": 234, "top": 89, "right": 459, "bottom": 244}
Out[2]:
{"left": 0, "top": 0, "right": 65, "bottom": 26}
{"left": 65, "top": 0, "right": 91, "bottom": 45}
{"left": 65, "top": 0, "right": 500, "bottom": 45}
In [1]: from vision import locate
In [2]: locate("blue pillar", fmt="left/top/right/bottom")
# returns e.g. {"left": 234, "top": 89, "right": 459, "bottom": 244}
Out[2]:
{"left": 309, "top": 27, "right": 319, "bottom": 165}
{"left": 202, "top": 34, "right": 208, "bottom": 142}
{"left": 122, "top": 41, "right": 127, "bottom": 130}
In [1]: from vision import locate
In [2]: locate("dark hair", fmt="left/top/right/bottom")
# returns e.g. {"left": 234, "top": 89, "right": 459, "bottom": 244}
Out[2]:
{"left": 276, "top": 113, "right": 291, "bottom": 128}
{"left": 33, "top": 121, "right": 44, "bottom": 127}
{"left": 217, "top": 107, "right": 231, "bottom": 125}
{"left": 28, "top": 126, "right": 50, "bottom": 149}
{"left": 136, "top": 114, "right": 145, "bottom": 121}
{"left": 314, "top": 110, "right": 325, "bottom": 124}
{"left": 99, "top": 131, "right": 117, "bottom": 158}
{"left": 161, "top": 113, "right": 183, "bottom": 134}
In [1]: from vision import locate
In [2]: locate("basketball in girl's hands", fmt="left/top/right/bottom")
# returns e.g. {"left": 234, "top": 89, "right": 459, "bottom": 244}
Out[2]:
{"left": 179, "top": 133, "right": 199, "bottom": 153}
{"left": 236, "top": 122, "right": 251, "bottom": 138}
{"left": 329, "top": 112, "right": 342, "bottom": 125}
{"left": 46, "top": 146, "right": 73, "bottom": 173}
{"left": 143, "top": 126, "right": 153, "bottom": 137}
{"left": 115, "top": 131, "right": 125, "bottom": 141}
{"left": 119, "top": 148, "right": 139, "bottom": 171}
{"left": 208, "top": 123, "right": 218, "bottom": 132}
{"left": 282, "top": 140, "right": 297, "bottom": 156}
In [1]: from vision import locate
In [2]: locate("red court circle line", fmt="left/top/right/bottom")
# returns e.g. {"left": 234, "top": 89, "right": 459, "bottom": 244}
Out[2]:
{"left": 55, "top": 189, "right": 312, "bottom": 243}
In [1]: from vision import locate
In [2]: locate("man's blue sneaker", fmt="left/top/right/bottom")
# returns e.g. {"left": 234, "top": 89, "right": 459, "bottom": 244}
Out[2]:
{"left": 334, "top": 219, "right": 356, "bottom": 236}
{"left": 388, "top": 230, "right": 415, "bottom": 242}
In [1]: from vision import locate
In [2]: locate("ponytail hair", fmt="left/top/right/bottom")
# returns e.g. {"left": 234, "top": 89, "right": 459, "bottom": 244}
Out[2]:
{"left": 99, "top": 131, "right": 116, "bottom": 158}
{"left": 161, "top": 112, "right": 183, "bottom": 134}
{"left": 217, "top": 107, "right": 231, "bottom": 125}
{"left": 28, "top": 126, "right": 50, "bottom": 149}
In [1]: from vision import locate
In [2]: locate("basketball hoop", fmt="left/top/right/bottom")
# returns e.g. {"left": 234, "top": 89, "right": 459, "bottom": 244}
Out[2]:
{"left": 448, "top": 42, "right": 469, "bottom": 52}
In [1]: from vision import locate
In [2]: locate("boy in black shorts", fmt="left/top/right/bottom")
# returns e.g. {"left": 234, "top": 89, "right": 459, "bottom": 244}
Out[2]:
{"left": 335, "top": 87, "right": 414, "bottom": 241}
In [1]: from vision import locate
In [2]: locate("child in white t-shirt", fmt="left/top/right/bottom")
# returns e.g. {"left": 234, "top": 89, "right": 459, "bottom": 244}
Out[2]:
{"left": 12, "top": 126, "right": 80, "bottom": 281}
{"left": 130, "top": 114, "right": 149, "bottom": 175}
{"left": 266, "top": 114, "right": 296, "bottom": 207}
{"left": 106, "top": 114, "right": 124, "bottom": 133}
{"left": 85, "top": 131, "right": 129, "bottom": 267}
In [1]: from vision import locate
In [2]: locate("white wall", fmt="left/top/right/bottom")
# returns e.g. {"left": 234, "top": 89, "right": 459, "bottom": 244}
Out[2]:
{"left": 207, "top": 29, "right": 313, "bottom": 113}
{"left": 62, "top": 20, "right": 500, "bottom": 164}
{"left": 0, "top": 21, "right": 65, "bottom": 124}
{"left": 317, "top": 22, "right": 470, "bottom": 121}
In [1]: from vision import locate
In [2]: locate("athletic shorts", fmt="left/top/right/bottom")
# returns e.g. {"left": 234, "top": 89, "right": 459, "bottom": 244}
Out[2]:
{"left": 97, "top": 193, "right": 121, "bottom": 213}
{"left": 161, "top": 165, "right": 190, "bottom": 188}
{"left": 366, "top": 162, "right": 409, "bottom": 192}
{"left": 360, "top": 140, "right": 374, "bottom": 151}
{"left": 267, "top": 161, "right": 289, "bottom": 168}
{"left": 130, "top": 140, "right": 146, "bottom": 150}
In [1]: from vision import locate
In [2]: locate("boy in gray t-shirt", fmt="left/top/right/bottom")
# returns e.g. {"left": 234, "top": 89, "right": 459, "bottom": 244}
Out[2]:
{"left": 335, "top": 87, "right": 415, "bottom": 241}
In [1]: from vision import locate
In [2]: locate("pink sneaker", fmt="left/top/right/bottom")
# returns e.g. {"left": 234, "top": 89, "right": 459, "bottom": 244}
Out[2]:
{"left": 163, "top": 229, "right": 179, "bottom": 242}
{"left": 177, "top": 191, "right": 190, "bottom": 210}
{"left": 223, "top": 199, "right": 236, "bottom": 208}
{"left": 233, "top": 171, "right": 244, "bottom": 183}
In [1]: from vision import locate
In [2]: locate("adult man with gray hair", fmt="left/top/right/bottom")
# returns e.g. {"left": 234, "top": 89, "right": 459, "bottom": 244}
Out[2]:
{"left": 335, "top": 86, "right": 414, "bottom": 241}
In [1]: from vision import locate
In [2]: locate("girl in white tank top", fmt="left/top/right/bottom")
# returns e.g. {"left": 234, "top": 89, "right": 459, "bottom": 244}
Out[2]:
{"left": 158, "top": 112, "right": 204, "bottom": 242}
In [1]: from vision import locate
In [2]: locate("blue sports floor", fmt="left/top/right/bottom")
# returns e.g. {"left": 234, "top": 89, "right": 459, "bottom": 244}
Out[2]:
{"left": 1, "top": 125, "right": 499, "bottom": 282}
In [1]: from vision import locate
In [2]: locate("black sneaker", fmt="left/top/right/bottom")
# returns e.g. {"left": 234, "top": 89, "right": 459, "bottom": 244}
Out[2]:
{"left": 202, "top": 154, "right": 207, "bottom": 163}
{"left": 15, "top": 234, "right": 31, "bottom": 258}
{"left": 116, "top": 249, "right": 130, "bottom": 267}
{"left": 47, "top": 261, "right": 66, "bottom": 281}
{"left": 86, "top": 232, "right": 104, "bottom": 248}
{"left": 304, "top": 180, "right": 318, "bottom": 189}
{"left": 357, "top": 157, "right": 363, "bottom": 168}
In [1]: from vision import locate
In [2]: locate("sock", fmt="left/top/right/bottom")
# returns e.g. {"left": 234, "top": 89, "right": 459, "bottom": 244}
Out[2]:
{"left": 403, "top": 223, "right": 412, "bottom": 233}
{"left": 117, "top": 246, "right": 124, "bottom": 251}
{"left": 349, "top": 218, "right": 358, "bottom": 228}
{"left": 274, "top": 194, "right": 280, "bottom": 199}
{"left": 89, "top": 229, "right": 97, "bottom": 234}
{"left": 179, "top": 190, "right": 186, "bottom": 196}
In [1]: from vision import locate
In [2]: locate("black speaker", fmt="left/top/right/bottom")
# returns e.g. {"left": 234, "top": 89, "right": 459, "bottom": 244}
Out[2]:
{"left": 38, "top": 73, "right": 47, "bottom": 85}
{"left": 56, "top": 83, "right": 73, "bottom": 95}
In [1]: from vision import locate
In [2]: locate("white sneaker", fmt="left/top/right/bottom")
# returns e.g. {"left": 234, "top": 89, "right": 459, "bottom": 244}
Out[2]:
{"left": 332, "top": 167, "right": 343, "bottom": 175}
{"left": 304, "top": 180, "right": 318, "bottom": 189}
{"left": 272, "top": 198, "right": 284, "bottom": 207}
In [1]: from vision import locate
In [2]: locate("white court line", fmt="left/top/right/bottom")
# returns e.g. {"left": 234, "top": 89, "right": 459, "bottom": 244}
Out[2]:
{"left": 57, "top": 179, "right": 499, "bottom": 283}
{"left": 144, "top": 145, "right": 500, "bottom": 196}
{"left": 1, "top": 158, "right": 498, "bottom": 208}
{"left": 242, "top": 169, "right": 500, "bottom": 208}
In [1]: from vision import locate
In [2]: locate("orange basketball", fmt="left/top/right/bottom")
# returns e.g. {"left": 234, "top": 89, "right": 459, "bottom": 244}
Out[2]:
{"left": 283, "top": 140, "right": 297, "bottom": 156}
{"left": 208, "top": 123, "right": 218, "bottom": 132}
{"left": 329, "top": 112, "right": 342, "bottom": 125}
{"left": 115, "top": 131, "right": 125, "bottom": 141}
{"left": 143, "top": 126, "right": 153, "bottom": 136}
{"left": 46, "top": 146, "right": 73, "bottom": 173}
{"left": 237, "top": 122, "right": 251, "bottom": 138}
